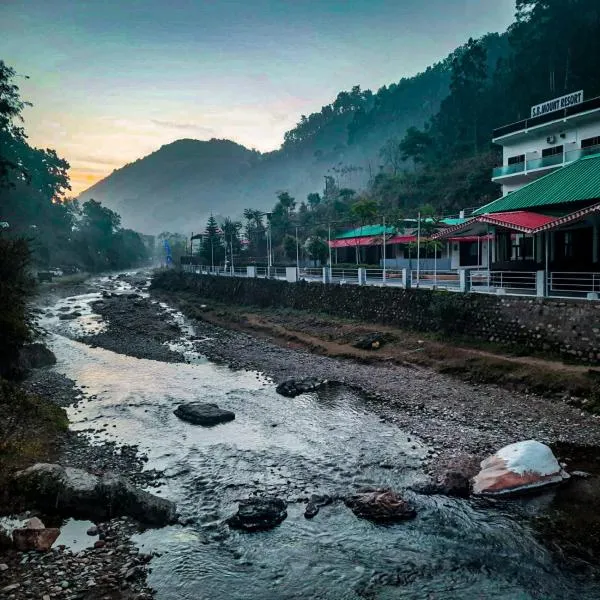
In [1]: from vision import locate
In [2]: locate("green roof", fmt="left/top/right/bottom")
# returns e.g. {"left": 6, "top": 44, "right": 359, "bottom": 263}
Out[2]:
{"left": 335, "top": 225, "right": 396, "bottom": 239}
{"left": 440, "top": 217, "right": 467, "bottom": 226}
{"left": 474, "top": 153, "right": 600, "bottom": 215}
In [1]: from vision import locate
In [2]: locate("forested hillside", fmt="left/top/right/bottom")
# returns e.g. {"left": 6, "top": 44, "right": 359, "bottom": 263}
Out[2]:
{"left": 82, "top": 0, "right": 600, "bottom": 234}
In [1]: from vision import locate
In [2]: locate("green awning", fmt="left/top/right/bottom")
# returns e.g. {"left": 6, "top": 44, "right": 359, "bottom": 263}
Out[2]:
{"left": 473, "top": 153, "right": 600, "bottom": 215}
{"left": 335, "top": 225, "right": 396, "bottom": 239}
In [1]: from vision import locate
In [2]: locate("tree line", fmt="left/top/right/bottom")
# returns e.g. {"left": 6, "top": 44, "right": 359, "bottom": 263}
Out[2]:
{"left": 0, "top": 61, "right": 151, "bottom": 274}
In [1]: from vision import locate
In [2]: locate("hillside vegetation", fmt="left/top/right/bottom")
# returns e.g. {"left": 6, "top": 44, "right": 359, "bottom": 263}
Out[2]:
{"left": 82, "top": 0, "right": 600, "bottom": 237}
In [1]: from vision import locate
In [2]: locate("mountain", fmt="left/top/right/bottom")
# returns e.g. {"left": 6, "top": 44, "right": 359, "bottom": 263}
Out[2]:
{"left": 79, "top": 33, "right": 511, "bottom": 234}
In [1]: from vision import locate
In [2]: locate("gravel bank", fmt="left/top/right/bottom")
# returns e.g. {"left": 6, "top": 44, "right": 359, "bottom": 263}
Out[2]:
{"left": 155, "top": 297, "right": 600, "bottom": 463}
{"left": 0, "top": 518, "right": 155, "bottom": 600}
{"left": 81, "top": 294, "right": 185, "bottom": 363}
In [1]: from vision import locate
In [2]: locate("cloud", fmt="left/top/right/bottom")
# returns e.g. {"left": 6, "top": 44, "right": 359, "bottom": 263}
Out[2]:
{"left": 151, "top": 120, "right": 215, "bottom": 136}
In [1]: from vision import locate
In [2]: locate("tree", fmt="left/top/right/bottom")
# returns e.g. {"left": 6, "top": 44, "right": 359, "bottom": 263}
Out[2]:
{"left": 379, "top": 138, "right": 403, "bottom": 175}
{"left": 243, "top": 208, "right": 266, "bottom": 260}
{"left": 200, "top": 215, "right": 224, "bottom": 266}
{"left": 306, "top": 237, "right": 328, "bottom": 265}
{"left": 221, "top": 217, "right": 242, "bottom": 265}
{"left": 398, "top": 127, "right": 434, "bottom": 165}
{"left": 350, "top": 198, "right": 378, "bottom": 225}
{"left": 276, "top": 191, "right": 296, "bottom": 216}
{"left": 283, "top": 234, "right": 297, "bottom": 261}
{"left": 307, "top": 192, "right": 321, "bottom": 210}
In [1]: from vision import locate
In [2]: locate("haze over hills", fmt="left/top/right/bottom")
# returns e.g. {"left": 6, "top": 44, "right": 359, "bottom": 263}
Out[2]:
{"left": 78, "top": 47, "right": 458, "bottom": 233}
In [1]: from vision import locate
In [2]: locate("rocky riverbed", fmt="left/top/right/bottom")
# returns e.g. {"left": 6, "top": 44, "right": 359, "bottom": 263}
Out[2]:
{"left": 150, "top": 290, "right": 600, "bottom": 461}
{"left": 4, "top": 271, "right": 600, "bottom": 599}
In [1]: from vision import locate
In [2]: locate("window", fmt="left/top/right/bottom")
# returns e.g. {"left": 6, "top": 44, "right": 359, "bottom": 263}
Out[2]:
{"left": 507, "top": 154, "right": 525, "bottom": 165}
{"left": 511, "top": 234, "right": 534, "bottom": 260}
{"left": 582, "top": 136, "right": 600, "bottom": 149}
{"left": 542, "top": 145, "right": 563, "bottom": 157}
{"left": 564, "top": 231, "right": 574, "bottom": 258}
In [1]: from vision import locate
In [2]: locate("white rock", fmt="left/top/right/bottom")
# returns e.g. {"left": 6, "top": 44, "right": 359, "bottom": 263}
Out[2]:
{"left": 472, "top": 440, "right": 570, "bottom": 496}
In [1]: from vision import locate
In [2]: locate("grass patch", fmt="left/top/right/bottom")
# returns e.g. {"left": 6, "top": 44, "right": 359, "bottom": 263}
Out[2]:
{"left": 0, "top": 379, "right": 68, "bottom": 511}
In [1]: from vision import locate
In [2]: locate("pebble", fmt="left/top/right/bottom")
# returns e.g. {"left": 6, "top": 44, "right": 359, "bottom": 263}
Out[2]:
{"left": 0, "top": 563, "right": 8, "bottom": 571}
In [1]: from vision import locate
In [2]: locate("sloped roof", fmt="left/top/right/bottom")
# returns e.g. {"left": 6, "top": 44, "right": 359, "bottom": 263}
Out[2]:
{"left": 473, "top": 153, "right": 600, "bottom": 215}
{"left": 433, "top": 211, "right": 556, "bottom": 238}
{"left": 335, "top": 225, "right": 396, "bottom": 239}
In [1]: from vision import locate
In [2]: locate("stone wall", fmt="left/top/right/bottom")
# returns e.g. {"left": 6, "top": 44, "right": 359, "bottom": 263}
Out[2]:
{"left": 152, "top": 271, "right": 600, "bottom": 364}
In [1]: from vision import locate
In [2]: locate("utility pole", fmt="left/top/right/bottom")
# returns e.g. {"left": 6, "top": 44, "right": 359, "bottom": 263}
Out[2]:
{"left": 328, "top": 224, "right": 332, "bottom": 277}
{"left": 416, "top": 211, "right": 421, "bottom": 288}
{"left": 295, "top": 226, "right": 300, "bottom": 277}
{"left": 382, "top": 215, "right": 386, "bottom": 284}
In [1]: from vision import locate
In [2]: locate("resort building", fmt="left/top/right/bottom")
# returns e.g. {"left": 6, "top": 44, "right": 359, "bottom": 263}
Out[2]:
{"left": 434, "top": 92, "right": 600, "bottom": 297}
{"left": 492, "top": 91, "right": 600, "bottom": 195}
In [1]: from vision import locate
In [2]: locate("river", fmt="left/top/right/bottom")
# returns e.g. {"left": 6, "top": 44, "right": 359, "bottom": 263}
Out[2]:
{"left": 39, "top": 274, "right": 600, "bottom": 600}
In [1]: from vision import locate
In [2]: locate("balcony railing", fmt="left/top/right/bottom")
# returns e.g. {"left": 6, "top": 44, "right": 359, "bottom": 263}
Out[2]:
{"left": 492, "top": 163, "right": 525, "bottom": 178}
{"left": 526, "top": 153, "right": 564, "bottom": 171}
{"left": 493, "top": 144, "right": 600, "bottom": 179}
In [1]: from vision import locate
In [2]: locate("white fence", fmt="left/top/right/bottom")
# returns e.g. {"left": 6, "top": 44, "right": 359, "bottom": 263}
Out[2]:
{"left": 470, "top": 270, "right": 538, "bottom": 296}
{"left": 548, "top": 271, "right": 600, "bottom": 299}
{"left": 410, "top": 270, "right": 461, "bottom": 290}
{"left": 180, "top": 264, "right": 600, "bottom": 300}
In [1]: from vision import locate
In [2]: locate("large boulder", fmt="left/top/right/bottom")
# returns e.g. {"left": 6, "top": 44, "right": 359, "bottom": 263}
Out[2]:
{"left": 174, "top": 402, "right": 235, "bottom": 426}
{"left": 472, "top": 440, "right": 570, "bottom": 496}
{"left": 275, "top": 378, "right": 338, "bottom": 398}
{"left": 345, "top": 489, "right": 416, "bottom": 523}
{"left": 13, "top": 463, "right": 176, "bottom": 526}
{"left": 12, "top": 517, "right": 60, "bottom": 552}
{"left": 228, "top": 497, "right": 288, "bottom": 532}
{"left": 18, "top": 343, "right": 57, "bottom": 370}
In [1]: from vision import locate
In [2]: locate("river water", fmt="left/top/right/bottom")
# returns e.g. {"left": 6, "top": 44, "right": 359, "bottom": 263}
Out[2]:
{"left": 40, "top": 276, "right": 600, "bottom": 600}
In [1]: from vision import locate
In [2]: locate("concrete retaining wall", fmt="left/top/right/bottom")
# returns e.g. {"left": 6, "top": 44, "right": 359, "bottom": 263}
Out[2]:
{"left": 152, "top": 271, "right": 600, "bottom": 364}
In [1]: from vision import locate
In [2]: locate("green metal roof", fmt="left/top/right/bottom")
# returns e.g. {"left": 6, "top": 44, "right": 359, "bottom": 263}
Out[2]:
{"left": 474, "top": 153, "right": 600, "bottom": 215}
{"left": 335, "top": 225, "right": 396, "bottom": 239}
{"left": 440, "top": 217, "right": 467, "bottom": 226}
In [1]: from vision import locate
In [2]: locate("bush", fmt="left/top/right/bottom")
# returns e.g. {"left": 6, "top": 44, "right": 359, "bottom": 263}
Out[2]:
{"left": 0, "top": 236, "right": 35, "bottom": 378}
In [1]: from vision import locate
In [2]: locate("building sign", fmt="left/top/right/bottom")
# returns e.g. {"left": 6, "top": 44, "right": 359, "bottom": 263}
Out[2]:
{"left": 531, "top": 91, "right": 584, "bottom": 118}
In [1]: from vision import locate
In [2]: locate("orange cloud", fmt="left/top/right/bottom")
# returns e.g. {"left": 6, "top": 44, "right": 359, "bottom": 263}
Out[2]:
{"left": 69, "top": 169, "right": 107, "bottom": 195}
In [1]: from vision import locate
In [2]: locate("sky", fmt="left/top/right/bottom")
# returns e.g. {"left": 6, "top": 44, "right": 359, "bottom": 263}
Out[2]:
{"left": 1, "top": 0, "right": 515, "bottom": 195}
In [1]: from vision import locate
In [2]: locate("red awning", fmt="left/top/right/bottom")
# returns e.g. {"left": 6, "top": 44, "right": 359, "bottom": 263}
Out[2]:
{"left": 433, "top": 211, "right": 556, "bottom": 239}
{"left": 482, "top": 211, "right": 556, "bottom": 231}
{"left": 386, "top": 235, "right": 417, "bottom": 244}
{"left": 329, "top": 236, "right": 379, "bottom": 248}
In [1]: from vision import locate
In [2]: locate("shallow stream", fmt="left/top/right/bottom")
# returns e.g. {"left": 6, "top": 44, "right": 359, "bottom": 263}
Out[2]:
{"left": 40, "top": 275, "right": 600, "bottom": 599}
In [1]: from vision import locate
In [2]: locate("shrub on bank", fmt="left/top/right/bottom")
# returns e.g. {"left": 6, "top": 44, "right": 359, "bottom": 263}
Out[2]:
{"left": 0, "top": 237, "right": 36, "bottom": 379}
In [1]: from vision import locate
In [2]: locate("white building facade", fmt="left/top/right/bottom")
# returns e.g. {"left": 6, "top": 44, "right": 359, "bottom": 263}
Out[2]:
{"left": 492, "top": 93, "right": 600, "bottom": 195}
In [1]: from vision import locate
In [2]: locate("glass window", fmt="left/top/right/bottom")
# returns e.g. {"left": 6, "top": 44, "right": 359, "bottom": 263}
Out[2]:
{"left": 507, "top": 154, "right": 525, "bottom": 165}
{"left": 582, "top": 136, "right": 600, "bottom": 149}
{"left": 511, "top": 234, "right": 534, "bottom": 260}
{"left": 542, "top": 145, "right": 563, "bottom": 157}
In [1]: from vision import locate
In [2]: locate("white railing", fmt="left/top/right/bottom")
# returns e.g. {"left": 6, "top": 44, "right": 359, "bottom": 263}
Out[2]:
{"left": 471, "top": 270, "right": 537, "bottom": 295}
{"left": 411, "top": 270, "right": 461, "bottom": 290}
{"left": 329, "top": 268, "right": 359, "bottom": 284}
{"left": 365, "top": 269, "right": 405, "bottom": 286}
{"left": 548, "top": 272, "right": 600, "bottom": 298}
{"left": 178, "top": 265, "right": 600, "bottom": 301}
{"left": 299, "top": 267, "right": 323, "bottom": 281}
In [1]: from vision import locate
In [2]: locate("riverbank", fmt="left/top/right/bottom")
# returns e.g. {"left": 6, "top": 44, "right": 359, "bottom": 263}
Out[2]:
{"left": 1, "top": 273, "right": 174, "bottom": 599}
{"left": 149, "top": 286, "right": 600, "bottom": 457}
{"left": 5, "top": 271, "right": 600, "bottom": 597}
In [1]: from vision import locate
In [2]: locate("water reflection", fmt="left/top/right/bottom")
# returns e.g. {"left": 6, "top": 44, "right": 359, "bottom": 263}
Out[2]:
{"left": 39, "top": 281, "right": 600, "bottom": 600}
